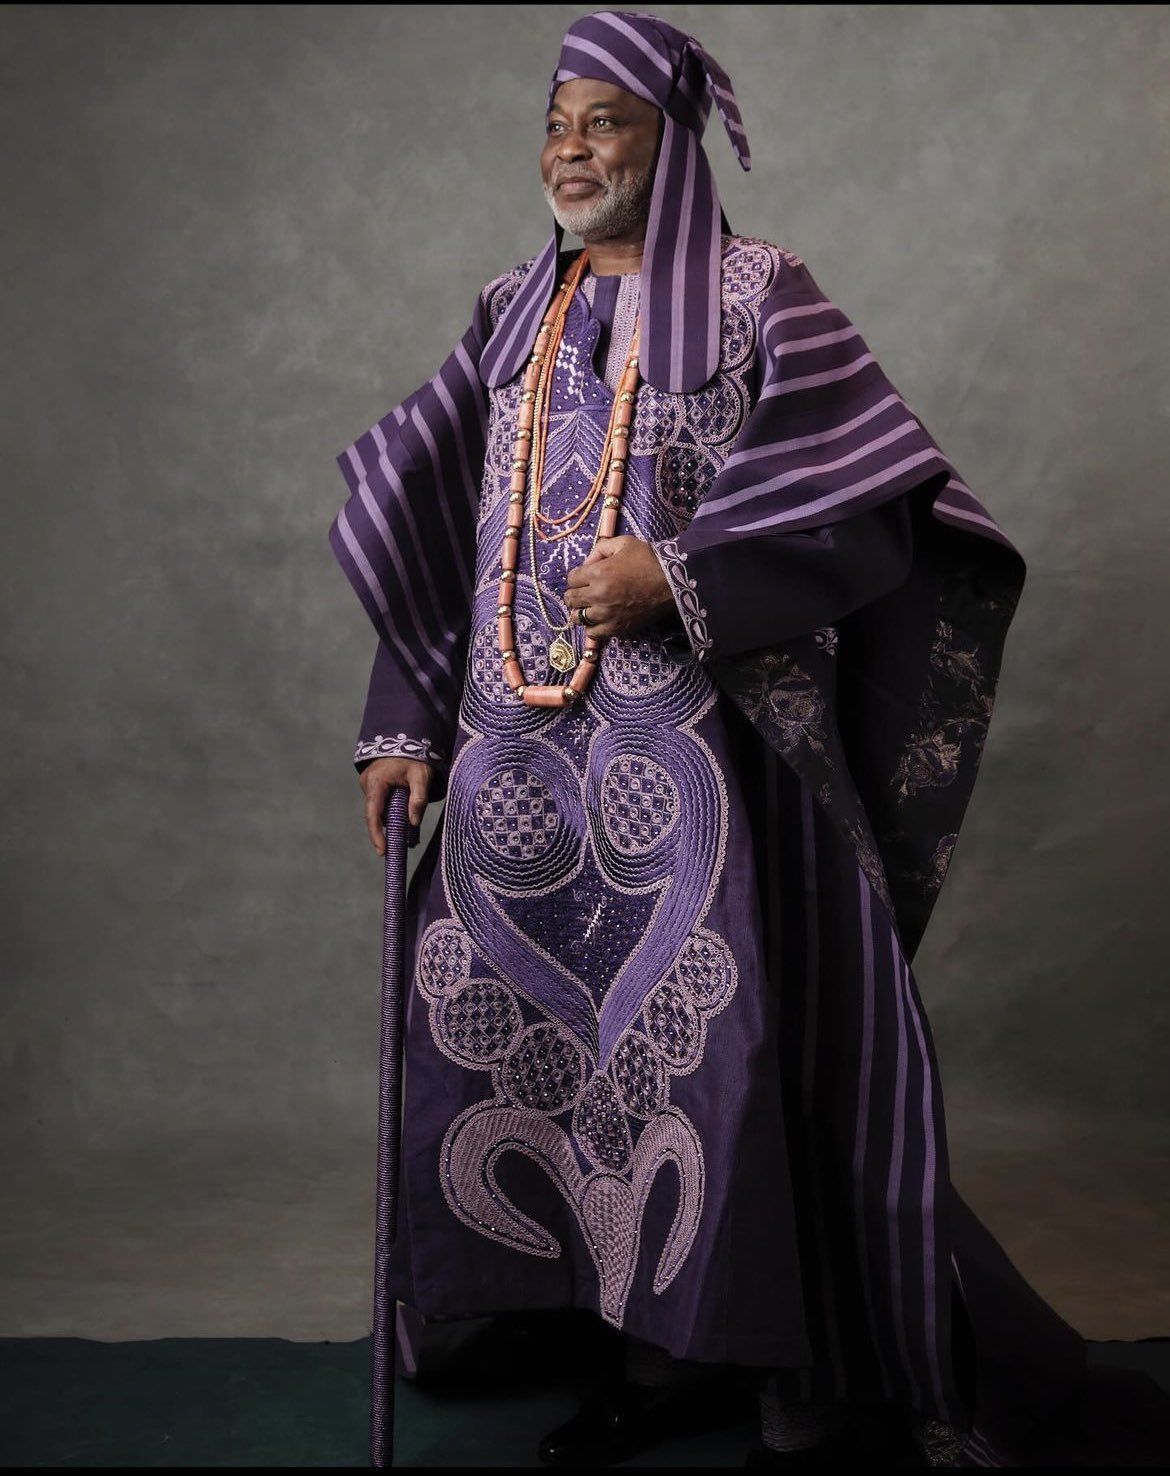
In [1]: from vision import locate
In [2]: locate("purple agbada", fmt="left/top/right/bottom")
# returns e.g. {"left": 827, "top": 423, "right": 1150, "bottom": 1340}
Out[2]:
{"left": 329, "top": 10, "right": 1170, "bottom": 1465}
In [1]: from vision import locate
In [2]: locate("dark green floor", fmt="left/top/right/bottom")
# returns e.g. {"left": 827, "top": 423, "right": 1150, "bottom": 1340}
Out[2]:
{"left": 2, "top": 1312, "right": 1167, "bottom": 1467}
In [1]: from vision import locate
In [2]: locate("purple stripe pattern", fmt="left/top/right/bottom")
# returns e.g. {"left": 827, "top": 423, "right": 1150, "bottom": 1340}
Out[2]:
{"left": 479, "top": 12, "right": 751, "bottom": 394}
{"left": 329, "top": 288, "right": 497, "bottom": 781}
{"left": 739, "top": 732, "right": 1086, "bottom": 1447}
{"left": 673, "top": 273, "right": 1019, "bottom": 547}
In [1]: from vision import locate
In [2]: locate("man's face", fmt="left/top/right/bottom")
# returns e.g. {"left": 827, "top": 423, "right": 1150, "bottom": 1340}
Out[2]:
{"left": 541, "top": 77, "right": 662, "bottom": 240}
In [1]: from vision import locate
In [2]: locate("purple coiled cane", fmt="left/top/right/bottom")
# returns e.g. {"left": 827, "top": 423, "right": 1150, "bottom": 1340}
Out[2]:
{"left": 371, "top": 783, "right": 410, "bottom": 1468}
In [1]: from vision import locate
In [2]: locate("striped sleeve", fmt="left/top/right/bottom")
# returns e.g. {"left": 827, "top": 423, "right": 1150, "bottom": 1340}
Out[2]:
{"left": 328, "top": 287, "right": 493, "bottom": 790}
{"left": 350, "top": 637, "right": 450, "bottom": 776}
{"left": 649, "top": 261, "right": 970, "bottom": 664}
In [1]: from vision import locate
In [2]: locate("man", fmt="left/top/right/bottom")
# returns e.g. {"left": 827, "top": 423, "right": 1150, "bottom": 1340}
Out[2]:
{"left": 329, "top": 10, "right": 1170, "bottom": 1468}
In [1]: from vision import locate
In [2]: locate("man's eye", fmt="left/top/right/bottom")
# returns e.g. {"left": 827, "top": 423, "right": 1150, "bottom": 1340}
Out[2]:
{"left": 545, "top": 117, "right": 616, "bottom": 134}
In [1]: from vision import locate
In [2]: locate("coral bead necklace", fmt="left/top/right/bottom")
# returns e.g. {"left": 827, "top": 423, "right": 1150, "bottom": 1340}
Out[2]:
{"left": 497, "top": 246, "right": 642, "bottom": 706}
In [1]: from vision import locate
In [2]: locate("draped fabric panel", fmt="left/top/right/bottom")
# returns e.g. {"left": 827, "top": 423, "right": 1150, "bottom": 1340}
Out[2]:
{"left": 676, "top": 259, "right": 1016, "bottom": 546}
{"left": 647, "top": 257, "right": 1022, "bottom": 671}
{"left": 651, "top": 495, "right": 916, "bottom": 666}
{"left": 328, "top": 291, "right": 493, "bottom": 797}
{"left": 638, "top": 258, "right": 1028, "bottom": 961}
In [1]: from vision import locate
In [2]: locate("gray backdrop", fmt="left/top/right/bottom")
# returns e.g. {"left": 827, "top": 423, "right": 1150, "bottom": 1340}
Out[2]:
{"left": 2, "top": 5, "right": 1167, "bottom": 1341}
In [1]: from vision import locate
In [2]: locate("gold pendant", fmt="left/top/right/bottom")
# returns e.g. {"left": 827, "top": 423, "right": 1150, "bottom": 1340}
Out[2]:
{"left": 549, "top": 635, "right": 576, "bottom": 672}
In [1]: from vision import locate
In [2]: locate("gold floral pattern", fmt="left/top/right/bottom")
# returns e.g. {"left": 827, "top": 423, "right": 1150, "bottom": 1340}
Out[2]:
{"left": 893, "top": 619, "right": 996, "bottom": 804}
{"left": 714, "top": 639, "right": 897, "bottom": 923}
{"left": 724, "top": 650, "right": 831, "bottom": 763}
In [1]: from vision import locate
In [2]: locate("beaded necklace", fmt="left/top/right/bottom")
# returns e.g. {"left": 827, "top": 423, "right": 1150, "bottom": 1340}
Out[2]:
{"left": 497, "top": 246, "right": 643, "bottom": 707}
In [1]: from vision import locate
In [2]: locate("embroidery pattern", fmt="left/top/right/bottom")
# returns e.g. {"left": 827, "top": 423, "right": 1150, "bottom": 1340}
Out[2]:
{"left": 422, "top": 631, "right": 739, "bottom": 1322}
{"left": 649, "top": 536, "right": 714, "bottom": 663}
{"left": 354, "top": 732, "right": 445, "bottom": 766}
{"left": 892, "top": 617, "right": 995, "bottom": 804}
{"left": 719, "top": 649, "right": 832, "bottom": 763}
{"left": 468, "top": 232, "right": 1014, "bottom": 983}
{"left": 870, "top": 562, "right": 1022, "bottom": 939}
{"left": 715, "top": 642, "right": 896, "bottom": 919}
{"left": 813, "top": 625, "right": 838, "bottom": 655}
{"left": 916, "top": 831, "right": 959, "bottom": 895}
{"left": 484, "top": 263, "right": 530, "bottom": 330}
{"left": 577, "top": 272, "right": 642, "bottom": 393}
{"left": 655, "top": 438, "right": 725, "bottom": 527}
{"left": 408, "top": 237, "right": 809, "bottom": 1327}
{"left": 606, "top": 275, "right": 641, "bottom": 389}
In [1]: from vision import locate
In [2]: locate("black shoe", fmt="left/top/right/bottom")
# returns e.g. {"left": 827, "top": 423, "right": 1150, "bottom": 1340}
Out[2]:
{"left": 537, "top": 1375, "right": 746, "bottom": 1467}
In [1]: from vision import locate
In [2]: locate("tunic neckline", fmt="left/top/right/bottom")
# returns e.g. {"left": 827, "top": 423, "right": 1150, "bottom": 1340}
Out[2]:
{"left": 575, "top": 269, "right": 639, "bottom": 394}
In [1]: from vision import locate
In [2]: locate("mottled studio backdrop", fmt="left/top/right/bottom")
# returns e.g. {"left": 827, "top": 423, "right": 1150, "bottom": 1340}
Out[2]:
{"left": 2, "top": 5, "right": 1167, "bottom": 1340}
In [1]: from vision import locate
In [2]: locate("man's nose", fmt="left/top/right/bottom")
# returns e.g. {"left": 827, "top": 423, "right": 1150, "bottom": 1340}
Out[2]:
{"left": 555, "top": 131, "right": 592, "bottom": 158}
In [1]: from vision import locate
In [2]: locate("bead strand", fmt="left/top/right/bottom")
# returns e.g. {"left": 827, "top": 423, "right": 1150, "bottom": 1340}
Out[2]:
{"left": 497, "top": 248, "right": 642, "bottom": 707}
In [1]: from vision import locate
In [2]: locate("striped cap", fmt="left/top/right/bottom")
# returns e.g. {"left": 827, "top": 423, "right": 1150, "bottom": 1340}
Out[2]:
{"left": 478, "top": 10, "right": 751, "bottom": 394}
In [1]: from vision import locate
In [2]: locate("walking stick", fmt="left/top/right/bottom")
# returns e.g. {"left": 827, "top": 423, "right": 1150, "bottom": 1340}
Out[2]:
{"left": 371, "top": 782, "right": 410, "bottom": 1468}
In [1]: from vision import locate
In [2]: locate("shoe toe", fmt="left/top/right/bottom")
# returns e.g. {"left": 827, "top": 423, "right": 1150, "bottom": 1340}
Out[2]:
{"left": 537, "top": 1385, "right": 661, "bottom": 1467}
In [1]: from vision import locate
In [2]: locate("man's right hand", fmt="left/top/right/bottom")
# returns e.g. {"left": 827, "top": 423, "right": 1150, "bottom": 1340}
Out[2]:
{"left": 360, "top": 756, "right": 435, "bottom": 855}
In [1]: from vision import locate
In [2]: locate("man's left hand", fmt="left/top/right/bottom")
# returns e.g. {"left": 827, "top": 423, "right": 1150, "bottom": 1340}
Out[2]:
{"left": 563, "top": 535, "right": 677, "bottom": 639}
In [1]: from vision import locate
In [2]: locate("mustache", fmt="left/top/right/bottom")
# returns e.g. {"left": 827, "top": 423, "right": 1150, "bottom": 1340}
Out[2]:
{"left": 552, "top": 172, "right": 605, "bottom": 188}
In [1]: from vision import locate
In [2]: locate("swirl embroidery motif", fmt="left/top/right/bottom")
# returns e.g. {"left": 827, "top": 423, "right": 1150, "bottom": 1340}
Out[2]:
{"left": 406, "top": 236, "right": 808, "bottom": 1327}
{"left": 421, "top": 632, "right": 739, "bottom": 1326}
{"left": 649, "top": 536, "right": 715, "bottom": 663}
{"left": 354, "top": 732, "right": 446, "bottom": 766}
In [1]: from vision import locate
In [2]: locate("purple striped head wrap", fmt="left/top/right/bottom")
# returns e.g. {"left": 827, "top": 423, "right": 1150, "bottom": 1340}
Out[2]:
{"left": 478, "top": 9, "right": 751, "bottom": 394}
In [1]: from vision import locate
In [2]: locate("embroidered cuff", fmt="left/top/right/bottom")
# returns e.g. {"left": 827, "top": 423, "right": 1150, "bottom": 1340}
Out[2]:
{"left": 353, "top": 732, "right": 447, "bottom": 772}
{"left": 649, "top": 536, "right": 715, "bottom": 664}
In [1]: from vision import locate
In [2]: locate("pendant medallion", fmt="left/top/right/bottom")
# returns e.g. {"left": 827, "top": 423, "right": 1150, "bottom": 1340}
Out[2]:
{"left": 548, "top": 636, "right": 576, "bottom": 673}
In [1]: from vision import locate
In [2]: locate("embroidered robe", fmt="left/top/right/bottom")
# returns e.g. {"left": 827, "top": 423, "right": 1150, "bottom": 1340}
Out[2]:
{"left": 329, "top": 234, "right": 1170, "bottom": 1463}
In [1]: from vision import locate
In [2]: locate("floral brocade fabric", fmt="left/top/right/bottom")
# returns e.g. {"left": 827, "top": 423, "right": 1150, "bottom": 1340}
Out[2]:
{"left": 394, "top": 238, "right": 811, "bottom": 1351}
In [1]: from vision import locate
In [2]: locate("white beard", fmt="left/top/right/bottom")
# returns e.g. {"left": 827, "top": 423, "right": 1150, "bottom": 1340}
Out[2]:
{"left": 542, "top": 166, "right": 655, "bottom": 242}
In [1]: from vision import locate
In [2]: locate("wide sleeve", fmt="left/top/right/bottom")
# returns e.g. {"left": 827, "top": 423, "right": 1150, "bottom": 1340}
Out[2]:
{"left": 351, "top": 638, "right": 450, "bottom": 774}
{"left": 650, "top": 496, "right": 914, "bottom": 663}
{"left": 328, "top": 286, "right": 494, "bottom": 795}
{"left": 647, "top": 257, "right": 955, "bottom": 665}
